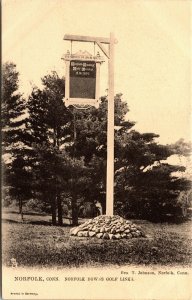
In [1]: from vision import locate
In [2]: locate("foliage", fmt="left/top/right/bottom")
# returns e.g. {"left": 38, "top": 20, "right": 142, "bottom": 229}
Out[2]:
{"left": 26, "top": 73, "right": 95, "bottom": 225}
{"left": 2, "top": 64, "right": 191, "bottom": 223}
{"left": 2, "top": 62, "right": 31, "bottom": 219}
{"left": 170, "top": 138, "right": 192, "bottom": 157}
{"left": 2, "top": 62, "right": 27, "bottom": 153}
{"left": 115, "top": 128, "right": 191, "bottom": 220}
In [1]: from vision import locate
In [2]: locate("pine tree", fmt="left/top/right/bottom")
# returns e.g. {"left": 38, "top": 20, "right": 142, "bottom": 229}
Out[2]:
{"left": 114, "top": 124, "right": 191, "bottom": 220}
{"left": 26, "top": 72, "right": 74, "bottom": 225}
{"left": 2, "top": 62, "right": 27, "bottom": 153}
{"left": 26, "top": 71, "right": 191, "bottom": 223}
{"left": 68, "top": 94, "right": 135, "bottom": 214}
{"left": 2, "top": 62, "right": 30, "bottom": 220}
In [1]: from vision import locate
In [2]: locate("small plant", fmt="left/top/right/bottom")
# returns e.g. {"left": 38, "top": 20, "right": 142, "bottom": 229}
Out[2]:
{"left": 10, "top": 258, "right": 18, "bottom": 268}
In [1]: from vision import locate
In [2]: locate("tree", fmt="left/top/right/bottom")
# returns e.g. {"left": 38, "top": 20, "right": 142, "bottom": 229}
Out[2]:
{"left": 31, "top": 143, "right": 69, "bottom": 226}
{"left": 2, "top": 62, "right": 30, "bottom": 219}
{"left": 71, "top": 94, "right": 134, "bottom": 161}
{"left": 62, "top": 93, "right": 191, "bottom": 220}
{"left": 7, "top": 155, "right": 33, "bottom": 221}
{"left": 170, "top": 138, "right": 192, "bottom": 157}
{"left": 26, "top": 72, "right": 80, "bottom": 225}
{"left": 114, "top": 127, "right": 191, "bottom": 220}
{"left": 65, "top": 94, "right": 135, "bottom": 214}
{"left": 10, "top": 65, "right": 190, "bottom": 224}
{"left": 2, "top": 62, "right": 27, "bottom": 153}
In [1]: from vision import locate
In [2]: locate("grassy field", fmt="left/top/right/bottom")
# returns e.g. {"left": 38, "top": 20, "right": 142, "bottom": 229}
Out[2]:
{"left": 2, "top": 210, "right": 192, "bottom": 268}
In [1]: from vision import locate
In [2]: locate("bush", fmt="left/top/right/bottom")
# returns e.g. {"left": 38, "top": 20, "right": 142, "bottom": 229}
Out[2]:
{"left": 25, "top": 198, "right": 48, "bottom": 213}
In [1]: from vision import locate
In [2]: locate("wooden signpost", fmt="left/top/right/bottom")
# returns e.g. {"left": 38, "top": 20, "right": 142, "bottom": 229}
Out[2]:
{"left": 63, "top": 33, "right": 116, "bottom": 216}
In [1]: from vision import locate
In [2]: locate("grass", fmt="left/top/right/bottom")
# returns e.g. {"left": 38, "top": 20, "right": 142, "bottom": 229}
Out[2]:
{"left": 2, "top": 210, "right": 192, "bottom": 268}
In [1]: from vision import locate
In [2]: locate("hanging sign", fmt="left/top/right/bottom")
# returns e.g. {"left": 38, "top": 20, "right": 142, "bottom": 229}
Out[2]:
{"left": 70, "top": 60, "right": 96, "bottom": 99}
{"left": 63, "top": 50, "right": 104, "bottom": 108}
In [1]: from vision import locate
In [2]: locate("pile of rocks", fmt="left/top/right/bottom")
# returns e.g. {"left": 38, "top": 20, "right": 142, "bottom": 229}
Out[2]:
{"left": 70, "top": 215, "right": 145, "bottom": 239}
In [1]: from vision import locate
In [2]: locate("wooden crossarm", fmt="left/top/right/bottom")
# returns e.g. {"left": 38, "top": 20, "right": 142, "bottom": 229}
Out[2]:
{"left": 64, "top": 34, "right": 110, "bottom": 44}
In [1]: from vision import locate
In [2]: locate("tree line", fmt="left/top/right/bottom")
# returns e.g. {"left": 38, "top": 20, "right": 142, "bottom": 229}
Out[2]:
{"left": 2, "top": 62, "right": 191, "bottom": 225}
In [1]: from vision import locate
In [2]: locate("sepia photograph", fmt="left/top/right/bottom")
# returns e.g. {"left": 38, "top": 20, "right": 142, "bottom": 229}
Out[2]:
{"left": 1, "top": 0, "right": 192, "bottom": 299}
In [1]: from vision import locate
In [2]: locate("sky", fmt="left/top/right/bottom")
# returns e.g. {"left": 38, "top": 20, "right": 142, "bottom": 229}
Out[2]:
{"left": 2, "top": 0, "right": 191, "bottom": 145}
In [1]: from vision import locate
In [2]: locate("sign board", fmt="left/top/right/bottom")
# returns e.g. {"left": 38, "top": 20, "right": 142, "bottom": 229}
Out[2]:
{"left": 70, "top": 60, "right": 96, "bottom": 99}
{"left": 63, "top": 51, "right": 104, "bottom": 108}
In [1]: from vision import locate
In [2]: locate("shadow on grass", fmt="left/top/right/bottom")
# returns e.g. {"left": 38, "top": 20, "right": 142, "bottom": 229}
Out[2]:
{"left": 2, "top": 219, "right": 19, "bottom": 224}
{"left": 3, "top": 210, "right": 48, "bottom": 216}
{"left": 2, "top": 219, "right": 71, "bottom": 227}
{"left": 29, "top": 221, "right": 71, "bottom": 227}
{"left": 130, "top": 214, "right": 190, "bottom": 225}
{"left": 147, "top": 216, "right": 190, "bottom": 225}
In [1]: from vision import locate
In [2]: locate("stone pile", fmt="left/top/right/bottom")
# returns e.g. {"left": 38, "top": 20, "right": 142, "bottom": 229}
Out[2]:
{"left": 70, "top": 215, "right": 145, "bottom": 239}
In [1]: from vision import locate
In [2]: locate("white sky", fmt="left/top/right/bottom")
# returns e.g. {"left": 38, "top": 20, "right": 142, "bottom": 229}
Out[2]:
{"left": 2, "top": 0, "right": 191, "bottom": 145}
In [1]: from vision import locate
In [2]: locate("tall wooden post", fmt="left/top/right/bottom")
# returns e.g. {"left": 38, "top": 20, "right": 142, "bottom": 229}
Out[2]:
{"left": 106, "top": 32, "right": 115, "bottom": 216}
{"left": 63, "top": 33, "right": 116, "bottom": 216}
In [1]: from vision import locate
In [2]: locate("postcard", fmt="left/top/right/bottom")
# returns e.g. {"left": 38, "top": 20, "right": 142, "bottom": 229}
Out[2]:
{"left": 2, "top": 0, "right": 191, "bottom": 299}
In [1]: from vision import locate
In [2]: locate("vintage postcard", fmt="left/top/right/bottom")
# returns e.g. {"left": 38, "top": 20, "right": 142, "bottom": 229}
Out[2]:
{"left": 1, "top": 0, "right": 192, "bottom": 299}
